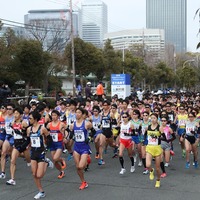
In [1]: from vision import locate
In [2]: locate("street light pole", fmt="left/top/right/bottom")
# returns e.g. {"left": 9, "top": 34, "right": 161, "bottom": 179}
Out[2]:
{"left": 70, "top": 0, "right": 76, "bottom": 97}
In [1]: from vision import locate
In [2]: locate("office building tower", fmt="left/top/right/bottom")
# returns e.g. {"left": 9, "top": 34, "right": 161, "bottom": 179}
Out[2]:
{"left": 81, "top": 0, "right": 108, "bottom": 47}
{"left": 146, "top": 0, "right": 187, "bottom": 53}
{"left": 24, "top": 9, "right": 79, "bottom": 52}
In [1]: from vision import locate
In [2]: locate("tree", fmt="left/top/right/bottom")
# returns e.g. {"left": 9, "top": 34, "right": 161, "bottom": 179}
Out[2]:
{"left": 26, "top": 18, "right": 70, "bottom": 53}
{"left": 65, "top": 38, "right": 104, "bottom": 87}
{"left": 0, "top": 28, "right": 19, "bottom": 86}
{"left": 13, "top": 39, "right": 45, "bottom": 96}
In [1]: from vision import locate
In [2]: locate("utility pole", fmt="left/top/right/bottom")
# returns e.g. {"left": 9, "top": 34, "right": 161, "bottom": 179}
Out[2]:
{"left": 70, "top": 0, "right": 76, "bottom": 96}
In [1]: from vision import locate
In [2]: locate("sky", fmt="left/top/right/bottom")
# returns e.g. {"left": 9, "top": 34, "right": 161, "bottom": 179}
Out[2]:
{"left": 0, "top": 0, "right": 199, "bottom": 52}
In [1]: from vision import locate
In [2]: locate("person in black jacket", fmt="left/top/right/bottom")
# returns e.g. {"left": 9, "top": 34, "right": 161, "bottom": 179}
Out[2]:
{"left": 85, "top": 82, "right": 92, "bottom": 99}
{"left": 0, "top": 81, "right": 11, "bottom": 106}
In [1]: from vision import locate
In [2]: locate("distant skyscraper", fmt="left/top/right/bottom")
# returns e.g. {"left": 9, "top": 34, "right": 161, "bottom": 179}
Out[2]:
{"left": 146, "top": 0, "right": 187, "bottom": 53}
{"left": 81, "top": 0, "right": 108, "bottom": 47}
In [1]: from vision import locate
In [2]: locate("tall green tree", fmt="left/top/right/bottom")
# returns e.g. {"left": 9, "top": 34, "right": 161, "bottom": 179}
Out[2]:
{"left": 13, "top": 39, "right": 44, "bottom": 95}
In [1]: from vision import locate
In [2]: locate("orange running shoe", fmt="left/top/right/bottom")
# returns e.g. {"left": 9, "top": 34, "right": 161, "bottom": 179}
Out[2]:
{"left": 58, "top": 171, "right": 65, "bottom": 179}
{"left": 79, "top": 181, "right": 88, "bottom": 190}
{"left": 61, "top": 159, "right": 67, "bottom": 170}
{"left": 95, "top": 153, "right": 99, "bottom": 159}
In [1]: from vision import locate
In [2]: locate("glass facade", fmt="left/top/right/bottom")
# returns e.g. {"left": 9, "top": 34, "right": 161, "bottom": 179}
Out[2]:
{"left": 146, "top": 0, "right": 187, "bottom": 53}
{"left": 81, "top": 0, "right": 108, "bottom": 48}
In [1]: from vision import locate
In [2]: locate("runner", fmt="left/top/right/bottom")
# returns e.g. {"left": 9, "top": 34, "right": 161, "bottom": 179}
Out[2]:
{"left": 0, "top": 103, "right": 15, "bottom": 179}
{"left": 160, "top": 115, "right": 176, "bottom": 178}
{"left": 145, "top": 113, "right": 166, "bottom": 188}
{"left": 118, "top": 112, "right": 135, "bottom": 174}
{"left": 70, "top": 107, "right": 92, "bottom": 190}
{"left": 6, "top": 107, "right": 31, "bottom": 186}
{"left": 27, "top": 110, "right": 54, "bottom": 199}
{"left": 46, "top": 110, "right": 66, "bottom": 179}
{"left": 182, "top": 112, "right": 199, "bottom": 169}
{"left": 141, "top": 111, "right": 150, "bottom": 174}
{"left": 0, "top": 105, "right": 7, "bottom": 152}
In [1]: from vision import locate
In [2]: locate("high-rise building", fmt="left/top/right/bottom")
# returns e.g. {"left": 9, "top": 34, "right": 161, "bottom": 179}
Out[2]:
{"left": 146, "top": 0, "right": 187, "bottom": 53}
{"left": 81, "top": 0, "right": 108, "bottom": 48}
{"left": 104, "top": 29, "right": 165, "bottom": 63}
{"left": 24, "top": 9, "right": 79, "bottom": 52}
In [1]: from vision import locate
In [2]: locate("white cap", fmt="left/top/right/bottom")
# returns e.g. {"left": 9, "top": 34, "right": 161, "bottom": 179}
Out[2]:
{"left": 87, "top": 82, "right": 91, "bottom": 85}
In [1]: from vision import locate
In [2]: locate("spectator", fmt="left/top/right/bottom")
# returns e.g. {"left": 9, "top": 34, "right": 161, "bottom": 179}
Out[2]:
{"left": 85, "top": 82, "right": 92, "bottom": 99}
{"left": 0, "top": 81, "right": 11, "bottom": 106}
{"left": 96, "top": 81, "right": 104, "bottom": 100}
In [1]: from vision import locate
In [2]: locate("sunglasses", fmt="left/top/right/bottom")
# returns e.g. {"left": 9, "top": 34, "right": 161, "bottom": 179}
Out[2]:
{"left": 122, "top": 116, "right": 128, "bottom": 118}
{"left": 161, "top": 120, "right": 167, "bottom": 122}
{"left": 7, "top": 108, "right": 13, "bottom": 110}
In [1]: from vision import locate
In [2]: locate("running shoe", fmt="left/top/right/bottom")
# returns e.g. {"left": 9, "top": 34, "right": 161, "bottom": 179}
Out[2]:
{"left": 79, "top": 181, "right": 88, "bottom": 190}
{"left": 194, "top": 161, "right": 198, "bottom": 169}
{"left": 61, "top": 159, "right": 67, "bottom": 170}
{"left": 67, "top": 153, "right": 73, "bottom": 161}
{"left": 155, "top": 180, "right": 160, "bottom": 188}
{"left": 182, "top": 150, "right": 186, "bottom": 158}
{"left": 170, "top": 150, "right": 175, "bottom": 156}
{"left": 138, "top": 160, "right": 142, "bottom": 167}
{"left": 0, "top": 172, "right": 6, "bottom": 179}
{"left": 27, "top": 162, "right": 31, "bottom": 167}
{"left": 58, "top": 171, "right": 65, "bottom": 179}
{"left": 143, "top": 168, "right": 149, "bottom": 175}
{"left": 185, "top": 162, "right": 190, "bottom": 169}
{"left": 6, "top": 179, "right": 16, "bottom": 186}
{"left": 46, "top": 158, "right": 54, "bottom": 169}
{"left": 34, "top": 191, "right": 46, "bottom": 199}
{"left": 62, "top": 149, "right": 68, "bottom": 154}
{"left": 149, "top": 168, "right": 154, "bottom": 180}
{"left": 130, "top": 166, "right": 135, "bottom": 173}
{"left": 119, "top": 168, "right": 126, "bottom": 175}
{"left": 95, "top": 153, "right": 99, "bottom": 159}
{"left": 98, "top": 159, "right": 105, "bottom": 165}
{"left": 160, "top": 173, "right": 167, "bottom": 178}
{"left": 164, "top": 163, "right": 170, "bottom": 167}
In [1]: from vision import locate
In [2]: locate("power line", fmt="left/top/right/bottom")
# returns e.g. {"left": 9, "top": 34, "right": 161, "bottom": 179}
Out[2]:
{"left": 45, "top": 0, "right": 125, "bottom": 32}
{"left": 0, "top": 18, "right": 70, "bottom": 32}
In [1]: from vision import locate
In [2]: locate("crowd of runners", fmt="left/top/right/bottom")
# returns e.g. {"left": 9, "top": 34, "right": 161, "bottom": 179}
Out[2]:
{"left": 0, "top": 92, "right": 200, "bottom": 199}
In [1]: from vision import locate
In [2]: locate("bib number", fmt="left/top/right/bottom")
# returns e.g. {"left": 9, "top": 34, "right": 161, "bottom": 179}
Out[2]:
{"left": 31, "top": 137, "right": 41, "bottom": 148}
{"left": 148, "top": 135, "right": 158, "bottom": 145}
{"left": 102, "top": 120, "right": 110, "bottom": 128}
{"left": 75, "top": 132, "right": 85, "bottom": 142}
{"left": 51, "top": 133, "right": 58, "bottom": 142}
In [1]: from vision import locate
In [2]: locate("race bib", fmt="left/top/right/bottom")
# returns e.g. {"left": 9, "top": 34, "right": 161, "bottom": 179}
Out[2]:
{"left": 14, "top": 132, "right": 23, "bottom": 140}
{"left": 75, "top": 132, "right": 85, "bottom": 142}
{"left": 102, "top": 120, "right": 110, "bottom": 128}
{"left": 148, "top": 135, "right": 159, "bottom": 145}
{"left": 31, "top": 137, "right": 41, "bottom": 148}
{"left": 5, "top": 126, "right": 13, "bottom": 135}
{"left": 51, "top": 133, "right": 58, "bottom": 142}
{"left": 179, "top": 120, "right": 186, "bottom": 127}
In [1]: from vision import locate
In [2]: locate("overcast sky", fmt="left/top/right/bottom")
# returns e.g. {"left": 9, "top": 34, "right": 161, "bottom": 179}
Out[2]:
{"left": 0, "top": 0, "right": 199, "bottom": 52}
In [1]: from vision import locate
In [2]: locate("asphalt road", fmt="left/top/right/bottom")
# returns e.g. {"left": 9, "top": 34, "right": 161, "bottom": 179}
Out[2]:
{"left": 1, "top": 140, "right": 200, "bottom": 200}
